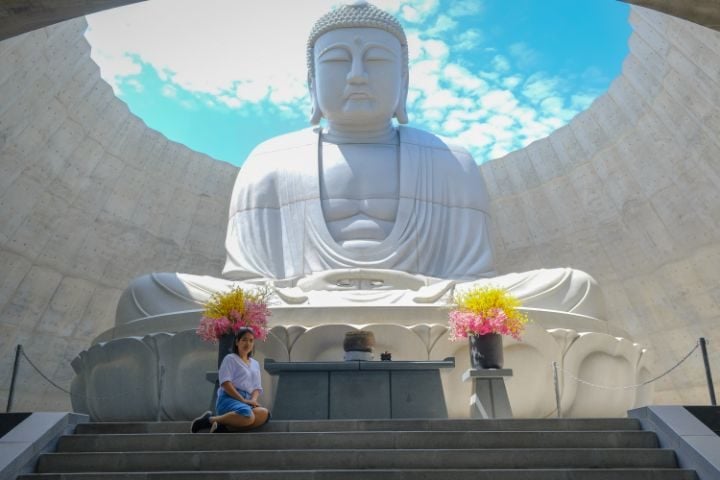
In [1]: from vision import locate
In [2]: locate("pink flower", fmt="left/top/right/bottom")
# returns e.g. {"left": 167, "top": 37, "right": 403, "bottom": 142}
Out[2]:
{"left": 448, "top": 308, "right": 524, "bottom": 341}
{"left": 196, "top": 292, "right": 271, "bottom": 342}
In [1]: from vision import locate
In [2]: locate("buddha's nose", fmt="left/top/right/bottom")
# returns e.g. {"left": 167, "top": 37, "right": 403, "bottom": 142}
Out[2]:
{"left": 347, "top": 58, "right": 368, "bottom": 84}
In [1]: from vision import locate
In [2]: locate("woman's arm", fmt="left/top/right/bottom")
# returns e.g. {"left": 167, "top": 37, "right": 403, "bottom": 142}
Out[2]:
{"left": 250, "top": 389, "right": 261, "bottom": 403}
{"left": 221, "top": 380, "right": 258, "bottom": 406}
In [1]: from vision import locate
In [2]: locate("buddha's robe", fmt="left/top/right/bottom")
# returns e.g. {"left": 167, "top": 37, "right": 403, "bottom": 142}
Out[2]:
{"left": 223, "top": 126, "right": 495, "bottom": 281}
{"left": 115, "top": 127, "right": 605, "bottom": 325}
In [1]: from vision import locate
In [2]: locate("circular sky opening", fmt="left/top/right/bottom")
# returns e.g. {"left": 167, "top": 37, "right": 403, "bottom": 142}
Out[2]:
{"left": 85, "top": 0, "right": 631, "bottom": 166}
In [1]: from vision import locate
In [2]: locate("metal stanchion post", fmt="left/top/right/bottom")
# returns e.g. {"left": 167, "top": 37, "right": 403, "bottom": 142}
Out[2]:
{"left": 552, "top": 361, "right": 561, "bottom": 418}
{"left": 6, "top": 345, "right": 22, "bottom": 413}
{"left": 156, "top": 364, "right": 165, "bottom": 422}
{"left": 699, "top": 337, "right": 717, "bottom": 406}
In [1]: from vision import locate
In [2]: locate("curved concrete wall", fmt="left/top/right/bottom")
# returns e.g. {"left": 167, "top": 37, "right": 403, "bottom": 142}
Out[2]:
{"left": 0, "top": 5, "right": 718, "bottom": 412}
{"left": 482, "top": 6, "right": 720, "bottom": 404}
{"left": 0, "top": 18, "right": 237, "bottom": 411}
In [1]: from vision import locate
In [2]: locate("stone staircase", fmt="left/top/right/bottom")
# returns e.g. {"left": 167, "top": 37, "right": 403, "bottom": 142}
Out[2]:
{"left": 17, "top": 418, "right": 697, "bottom": 479}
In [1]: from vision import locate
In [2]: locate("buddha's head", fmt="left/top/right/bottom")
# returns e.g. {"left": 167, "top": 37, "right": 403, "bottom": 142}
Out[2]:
{"left": 306, "top": 1, "right": 409, "bottom": 127}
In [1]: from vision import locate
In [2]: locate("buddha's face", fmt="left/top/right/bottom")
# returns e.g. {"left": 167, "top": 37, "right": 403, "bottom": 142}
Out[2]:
{"left": 313, "top": 27, "right": 403, "bottom": 127}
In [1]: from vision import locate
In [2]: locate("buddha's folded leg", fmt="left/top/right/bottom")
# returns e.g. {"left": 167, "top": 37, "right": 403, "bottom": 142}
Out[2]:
{"left": 455, "top": 268, "right": 606, "bottom": 319}
{"left": 116, "top": 273, "right": 257, "bottom": 325}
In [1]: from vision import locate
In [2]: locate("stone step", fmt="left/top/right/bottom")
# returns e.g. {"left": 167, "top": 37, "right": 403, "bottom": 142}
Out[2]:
{"left": 17, "top": 469, "right": 699, "bottom": 480}
{"left": 74, "top": 418, "right": 642, "bottom": 434}
{"left": 36, "top": 448, "right": 678, "bottom": 473}
{"left": 56, "top": 430, "right": 659, "bottom": 452}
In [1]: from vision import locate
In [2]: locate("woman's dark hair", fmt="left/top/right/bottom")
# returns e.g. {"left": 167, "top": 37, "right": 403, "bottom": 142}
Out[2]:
{"left": 232, "top": 327, "right": 255, "bottom": 356}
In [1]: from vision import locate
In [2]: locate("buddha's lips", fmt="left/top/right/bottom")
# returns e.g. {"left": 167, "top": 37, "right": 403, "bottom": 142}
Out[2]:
{"left": 344, "top": 91, "right": 372, "bottom": 100}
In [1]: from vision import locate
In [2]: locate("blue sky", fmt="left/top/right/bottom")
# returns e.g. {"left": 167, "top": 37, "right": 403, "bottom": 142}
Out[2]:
{"left": 85, "top": 0, "right": 630, "bottom": 166}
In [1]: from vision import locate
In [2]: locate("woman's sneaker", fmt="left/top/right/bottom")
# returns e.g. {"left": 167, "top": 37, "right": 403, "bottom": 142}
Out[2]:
{"left": 210, "top": 421, "right": 229, "bottom": 433}
{"left": 190, "top": 411, "right": 212, "bottom": 433}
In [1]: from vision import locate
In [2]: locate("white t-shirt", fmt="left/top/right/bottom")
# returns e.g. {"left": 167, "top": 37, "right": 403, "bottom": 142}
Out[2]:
{"left": 217, "top": 354, "right": 263, "bottom": 397}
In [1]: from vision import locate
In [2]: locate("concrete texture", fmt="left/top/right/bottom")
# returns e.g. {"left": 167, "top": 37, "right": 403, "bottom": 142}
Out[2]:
{"left": 0, "top": 3, "right": 719, "bottom": 415}
{"left": 0, "top": 17, "right": 237, "bottom": 413}
{"left": 481, "top": 6, "right": 720, "bottom": 406}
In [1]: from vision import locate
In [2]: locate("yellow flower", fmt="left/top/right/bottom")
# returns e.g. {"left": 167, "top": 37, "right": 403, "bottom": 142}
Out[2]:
{"left": 203, "top": 285, "right": 269, "bottom": 318}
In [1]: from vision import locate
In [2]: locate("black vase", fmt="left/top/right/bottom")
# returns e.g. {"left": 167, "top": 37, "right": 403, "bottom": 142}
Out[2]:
{"left": 469, "top": 333, "right": 504, "bottom": 369}
{"left": 217, "top": 333, "right": 235, "bottom": 369}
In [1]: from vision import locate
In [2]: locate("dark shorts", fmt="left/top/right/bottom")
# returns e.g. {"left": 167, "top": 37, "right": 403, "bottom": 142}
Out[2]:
{"left": 216, "top": 389, "right": 253, "bottom": 417}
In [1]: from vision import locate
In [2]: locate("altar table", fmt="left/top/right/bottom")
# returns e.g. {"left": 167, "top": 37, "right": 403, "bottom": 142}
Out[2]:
{"left": 264, "top": 358, "right": 455, "bottom": 420}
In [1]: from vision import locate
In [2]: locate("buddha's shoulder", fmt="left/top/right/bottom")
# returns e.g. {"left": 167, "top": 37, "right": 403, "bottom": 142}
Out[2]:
{"left": 399, "top": 126, "right": 473, "bottom": 159}
{"left": 247, "top": 128, "right": 318, "bottom": 158}
{"left": 238, "top": 129, "right": 317, "bottom": 182}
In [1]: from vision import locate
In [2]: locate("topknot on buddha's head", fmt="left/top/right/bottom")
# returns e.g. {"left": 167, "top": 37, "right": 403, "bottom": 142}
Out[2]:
{"left": 306, "top": 1, "right": 408, "bottom": 78}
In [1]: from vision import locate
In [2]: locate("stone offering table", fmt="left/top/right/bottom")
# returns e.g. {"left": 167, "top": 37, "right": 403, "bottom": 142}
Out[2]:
{"left": 463, "top": 368, "right": 513, "bottom": 419}
{"left": 264, "top": 358, "right": 455, "bottom": 420}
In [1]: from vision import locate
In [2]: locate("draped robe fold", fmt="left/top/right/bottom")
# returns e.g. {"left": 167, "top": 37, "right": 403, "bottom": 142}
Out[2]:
{"left": 222, "top": 126, "right": 496, "bottom": 282}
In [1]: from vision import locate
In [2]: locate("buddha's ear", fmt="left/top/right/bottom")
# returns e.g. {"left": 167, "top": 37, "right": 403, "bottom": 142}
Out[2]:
{"left": 309, "top": 77, "right": 322, "bottom": 125}
{"left": 394, "top": 66, "right": 409, "bottom": 124}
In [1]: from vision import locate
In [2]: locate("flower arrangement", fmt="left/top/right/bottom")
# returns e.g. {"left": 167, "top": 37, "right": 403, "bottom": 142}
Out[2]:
{"left": 448, "top": 286, "right": 529, "bottom": 341}
{"left": 196, "top": 286, "right": 271, "bottom": 342}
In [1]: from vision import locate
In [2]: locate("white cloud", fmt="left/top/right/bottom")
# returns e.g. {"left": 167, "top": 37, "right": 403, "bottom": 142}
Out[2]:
{"left": 161, "top": 84, "right": 177, "bottom": 98}
{"left": 443, "top": 64, "right": 488, "bottom": 93}
{"left": 86, "top": 49, "right": 141, "bottom": 92}
{"left": 442, "top": 116, "right": 465, "bottom": 133}
{"left": 508, "top": 42, "right": 539, "bottom": 69}
{"left": 502, "top": 75, "right": 522, "bottom": 90}
{"left": 492, "top": 55, "right": 511, "bottom": 72}
{"left": 85, "top": 0, "right": 334, "bottom": 109}
{"left": 522, "top": 74, "right": 562, "bottom": 103}
{"left": 448, "top": 0, "right": 484, "bottom": 17}
{"left": 422, "top": 39, "right": 450, "bottom": 60}
{"left": 425, "top": 14, "right": 457, "bottom": 35}
{"left": 123, "top": 78, "right": 144, "bottom": 93}
{"left": 571, "top": 93, "right": 597, "bottom": 110}
{"left": 234, "top": 80, "right": 269, "bottom": 103}
{"left": 453, "top": 29, "right": 483, "bottom": 50}
{"left": 399, "top": 0, "right": 439, "bottom": 23}
{"left": 480, "top": 90, "right": 518, "bottom": 112}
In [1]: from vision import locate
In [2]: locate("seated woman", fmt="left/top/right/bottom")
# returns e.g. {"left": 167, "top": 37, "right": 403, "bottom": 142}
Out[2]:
{"left": 191, "top": 328, "right": 269, "bottom": 433}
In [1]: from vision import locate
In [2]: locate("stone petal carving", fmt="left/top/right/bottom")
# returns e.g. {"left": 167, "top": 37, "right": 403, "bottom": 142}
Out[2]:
{"left": 633, "top": 347, "right": 654, "bottom": 409}
{"left": 360, "top": 324, "right": 428, "bottom": 361}
{"left": 253, "top": 331, "right": 290, "bottom": 410}
{"left": 427, "top": 334, "right": 473, "bottom": 418}
{"left": 289, "top": 324, "right": 358, "bottom": 361}
{"left": 152, "top": 331, "right": 215, "bottom": 420}
{"left": 71, "top": 323, "right": 649, "bottom": 420}
{"left": 503, "top": 324, "right": 564, "bottom": 418}
{"left": 561, "top": 333, "right": 647, "bottom": 417}
{"left": 73, "top": 336, "right": 159, "bottom": 421}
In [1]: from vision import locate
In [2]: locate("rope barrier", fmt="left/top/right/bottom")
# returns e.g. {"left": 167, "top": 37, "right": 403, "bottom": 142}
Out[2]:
{"left": 5, "top": 347, "right": 164, "bottom": 409}
{"left": 19, "top": 348, "right": 72, "bottom": 395}
{"left": 556, "top": 340, "right": 700, "bottom": 391}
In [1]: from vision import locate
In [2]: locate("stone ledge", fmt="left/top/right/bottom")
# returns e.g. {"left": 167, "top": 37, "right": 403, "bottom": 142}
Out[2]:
{"left": 629, "top": 405, "right": 720, "bottom": 480}
{"left": 0, "top": 412, "right": 88, "bottom": 478}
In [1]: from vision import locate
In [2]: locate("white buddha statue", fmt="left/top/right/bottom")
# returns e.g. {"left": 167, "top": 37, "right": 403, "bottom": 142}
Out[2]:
{"left": 75, "top": 1, "right": 653, "bottom": 423}
{"left": 117, "top": 1, "right": 603, "bottom": 325}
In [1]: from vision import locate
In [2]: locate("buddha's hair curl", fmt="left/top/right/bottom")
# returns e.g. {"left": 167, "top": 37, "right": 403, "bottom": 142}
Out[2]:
{"left": 306, "top": 1, "right": 408, "bottom": 80}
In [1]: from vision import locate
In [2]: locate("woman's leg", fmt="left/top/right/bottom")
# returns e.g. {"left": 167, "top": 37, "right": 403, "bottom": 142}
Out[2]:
{"left": 248, "top": 407, "right": 269, "bottom": 428}
{"left": 211, "top": 411, "right": 255, "bottom": 429}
